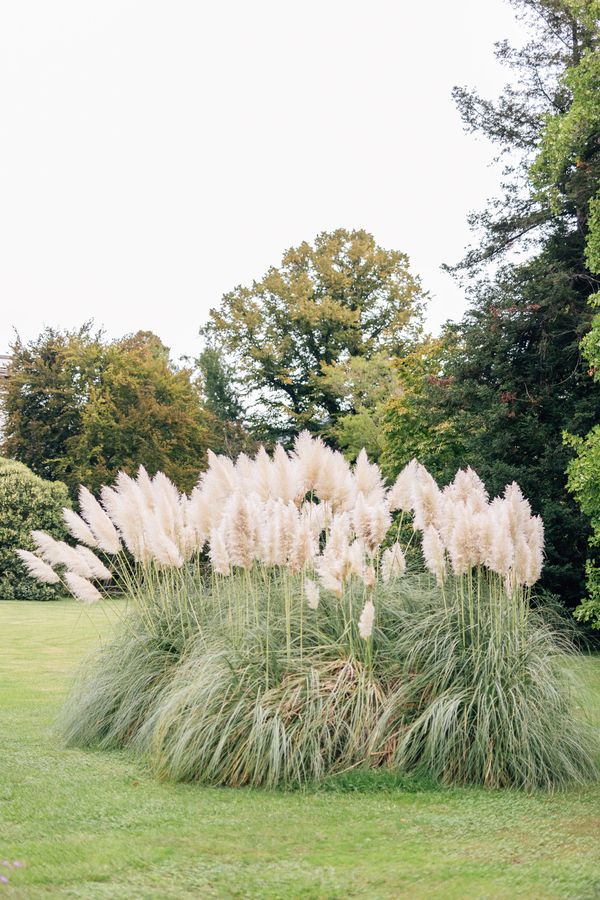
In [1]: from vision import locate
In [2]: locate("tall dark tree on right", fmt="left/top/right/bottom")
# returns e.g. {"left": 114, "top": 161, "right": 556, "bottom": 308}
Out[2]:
{"left": 387, "top": 0, "right": 600, "bottom": 602}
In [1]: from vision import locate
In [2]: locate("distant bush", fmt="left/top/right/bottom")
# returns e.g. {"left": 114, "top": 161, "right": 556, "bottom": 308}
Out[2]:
{"left": 0, "top": 458, "right": 70, "bottom": 600}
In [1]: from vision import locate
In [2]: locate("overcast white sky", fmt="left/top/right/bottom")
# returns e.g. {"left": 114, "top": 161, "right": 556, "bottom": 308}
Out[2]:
{"left": 0, "top": 1, "right": 525, "bottom": 362}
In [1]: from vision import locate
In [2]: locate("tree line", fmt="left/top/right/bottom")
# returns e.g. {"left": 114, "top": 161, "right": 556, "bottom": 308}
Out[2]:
{"left": 2, "top": 0, "right": 599, "bottom": 621}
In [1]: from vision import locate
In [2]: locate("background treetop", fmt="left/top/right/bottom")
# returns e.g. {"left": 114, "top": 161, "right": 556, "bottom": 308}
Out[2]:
{"left": 202, "top": 228, "right": 425, "bottom": 439}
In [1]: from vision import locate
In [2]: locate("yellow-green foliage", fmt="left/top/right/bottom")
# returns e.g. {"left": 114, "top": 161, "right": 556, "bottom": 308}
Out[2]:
{"left": 0, "top": 458, "right": 70, "bottom": 600}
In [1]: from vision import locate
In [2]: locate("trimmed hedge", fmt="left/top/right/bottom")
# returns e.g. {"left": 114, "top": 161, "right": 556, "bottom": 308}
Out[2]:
{"left": 0, "top": 457, "right": 70, "bottom": 600}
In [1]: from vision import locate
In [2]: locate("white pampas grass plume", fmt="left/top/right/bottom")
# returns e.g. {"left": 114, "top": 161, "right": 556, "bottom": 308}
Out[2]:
{"left": 422, "top": 526, "right": 446, "bottom": 584}
{"left": 293, "top": 430, "right": 327, "bottom": 494}
{"left": 15, "top": 549, "right": 60, "bottom": 584}
{"left": 504, "top": 482, "right": 532, "bottom": 543}
{"left": 362, "top": 565, "right": 376, "bottom": 589}
{"left": 351, "top": 493, "right": 371, "bottom": 545}
{"left": 186, "top": 486, "right": 214, "bottom": 550}
{"left": 447, "top": 509, "right": 480, "bottom": 576}
{"left": 326, "top": 513, "right": 351, "bottom": 557}
{"left": 445, "top": 467, "right": 489, "bottom": 512}
{"left": 352, "top": 496, "right": 391, "bottom": 554}
{"left": 412, "top": 466, "right": 441, "bottom": 532}
{"left": 358, "top": 599, "right": 375, "bottom": 639}
{"left": 101, "top": 484, "right": 149, "bottom": 562}
{"left": 62, "top": 509, "right": 99, "bottom": 548}
{"left": 144, "top": 517, "right": 184, "bottom": 568}
{"left": 136, "top": 465, "right": 156, "bottom": 508}
{"left": 271, "top": 444, "right": 303, "bottom": 505}
{"left": 347, "top": 540, "right": 366, "bottom": 579}
{"left": 223, "top": 492, "right": 256, "bottom": 569}
{"left": 279, "top": 501, "right": 301, "bottom": 564}
{"left": 381, "top": 542, "right": 406, "bottom": 583}
{"left": 353, "top": 449, "right": 386, "bottom": 502}
{"left": 31, "top": 532, "right": 95, "bottom": 579}
{"left": 315, "top": 554, "right": 344, "bottom": 597}
{"left": 513, "top": 536, "right": 532, "bottom": 588}
{"left": 252, "top": 446, "right": 275, "bottom": 501}
{"left": 75, "top": 546, "right": 112, "bottom": 581}
{"left": 64, "top": 571, "right": 102, "bottom": 604}
{"left": 314, "top": 450, "right": 355, "bottom": 511}
{"left": 209, "top": 526, "right": 231, "bottom": 576}
{"left": 366, "top": 502, "right": 392, "bottom": 553}
{"left": 301, "top": 501, "right": 330, "bottom": 540}
{"left": 290, "top": 518, "right": 317, "bottom": 572}
{"left": 152, "top": 472, "right": 182, "bottom": 542}
{"left": 387, "top": 459, "right": 419, "bottom": 512}
{"left": 304, "top": 577, "right": 320, "bottom": 610}
{"left": 31, "top": 531, "right": 69, "bottom": 566}
{"left": 78, "top": 487, "right": 121, "bottom": 553}
{"left": 199, "top": 451, "right": 240, "bottom": 507}
{"left": 258, "top": 499, "right": 284, "bottom": 567}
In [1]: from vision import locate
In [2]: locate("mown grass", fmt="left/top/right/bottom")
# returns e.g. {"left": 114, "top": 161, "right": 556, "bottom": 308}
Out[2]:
{"left": 1, "top": 599, "right": 599, "bottom": 899}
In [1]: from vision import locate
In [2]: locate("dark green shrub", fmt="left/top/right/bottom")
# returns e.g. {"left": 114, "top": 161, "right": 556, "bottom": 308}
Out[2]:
{"left": 0, "top": 457, "right": 70, "bottom": 600}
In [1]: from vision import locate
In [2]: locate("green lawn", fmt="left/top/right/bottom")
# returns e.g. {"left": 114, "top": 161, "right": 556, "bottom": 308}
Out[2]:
{"left": 1, "top": 601, "right": 599, "bottom": 899}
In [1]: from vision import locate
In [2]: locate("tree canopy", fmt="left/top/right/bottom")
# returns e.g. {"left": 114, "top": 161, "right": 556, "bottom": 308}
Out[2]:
{"left": 202, "top": 229, "right": 425, "bottom": 441}
{"left": 1, "top": 326, "right": 214, "bottom": 494}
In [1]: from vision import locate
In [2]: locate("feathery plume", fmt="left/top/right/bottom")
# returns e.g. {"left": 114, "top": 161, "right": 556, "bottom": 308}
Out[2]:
{"left": 412, "top": 465, "right": 441, "bottom": 532}
{"left": 31, "top": 531, "right": 94, "bottom": 578}
{"left": 381, "top": 542, "right": 406, "bottom": 583}
{"left": 15, "top": 549, "right": 60, "bottom": 585}
{"left": 362, "top": 565, "right": 376, "bottom": 589}
{"left": 78, "top": 487, "right": 121, "bottom": 554}
{"left": 387, "top": 459, "right": 419, "bottom": 512}
{"left": 209, "top": 526, "right": 231, "bottom": 576}
{"left": 186, "top": 486, "right": 214, "bottom": 550}
{"left": 31, "top": 531, "right": 70, "bottom": 567}
{"left": 64, "top": 572, "right": 102, "bottom": 604}
{"left": 289, "top": 517, "right": 317, "bottom": 572}
{"left": 445, "top": 467, "right": 489, "bottom": 512}
{"left": 62, "top": 509, "right": 99, "bottom": 548}
{"left": 304, "top": 577, "right": 320, "bottom": 610}
{"left": 315, "top": 554, "right": 344, "bottom": 597}
{"left": 253, "top": 446, "right": 275, "bottom": 501}
{"left": 353, "top": 449, "right": 386, "bottom": 503}
{"left": 347, "top": 540, "right": 366, "bottom": 579}
{"left": 271, "top": 444, "right": 303, "bottom": 505}
{"left": 101, "top": 484, "right": 147, "bottom": 562}
{"left": 421, "top": 526, "right": 446, "bottom": 584}
{"left": 258, "top": 499, "right": 284, "bottom": 567}
{"left": 358, "top": 599, "right": 375, "bottom": 639}
{"left": 487, "top": 504, "right": 514, "bottom": 578}
{"left": 136, "top": 465, "right": 156, "bottom": 508}
{"left": 293, "top": 430, "right": 327, "bottom": 495}
{"left": 223, "top": 492, "right": 256, "bottom": 569}
{"left": 447, "top": 508, "right": 480, "bottom": 576}
{"left": 75, "top": 546, "right": 112, "bottom": 581}
{"left": 144, "top": 517, "right": 184, "bottom": 568}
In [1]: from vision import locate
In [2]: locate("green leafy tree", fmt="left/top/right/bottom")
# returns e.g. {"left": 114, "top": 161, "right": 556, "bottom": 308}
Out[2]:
{"left": 196, "top": 347, "right": 258, "bottom": 458}
{"left": 381, "top": 335, "right": 465, "bottom": 482}
{"left": 197, "top": 347, "right": 245, "bottom": 422}
{"left": 553, "top": 41, "right": 600, "bottom": 621}
{"left": 318, "top": 353, "right": 399, "bottom": 461}
{"left": 202, "top": 229, "right": 425, "bottom": 441}
{"left": 1, "top": 326, "right": 213, "bottom": 494}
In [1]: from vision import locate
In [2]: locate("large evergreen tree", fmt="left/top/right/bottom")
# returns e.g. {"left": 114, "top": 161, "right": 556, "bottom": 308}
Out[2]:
{"left": 384, "top": 0, "right": 600, "bottom": 603}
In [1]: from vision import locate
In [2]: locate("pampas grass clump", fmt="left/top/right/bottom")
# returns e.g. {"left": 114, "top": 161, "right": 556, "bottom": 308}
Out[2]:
{"left": 20, "top": 434, "right": 599, "bottom": 790}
